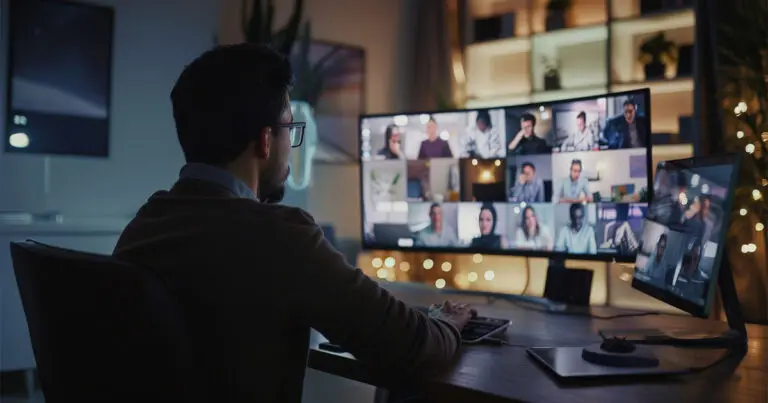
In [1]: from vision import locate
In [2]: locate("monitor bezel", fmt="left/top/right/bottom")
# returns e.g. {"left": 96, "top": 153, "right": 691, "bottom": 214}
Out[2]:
{"left": 631, "top": 154, "right": 742, "bottom": 318}
{"left": 358, "top": 88, "right": 653, "bottom": 263}
{"left": 4, "top": 0, "right": 115, "bottom": 158}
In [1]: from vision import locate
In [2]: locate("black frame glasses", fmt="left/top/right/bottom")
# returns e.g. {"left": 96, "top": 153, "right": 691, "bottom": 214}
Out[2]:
{"left": 274, "top": 122, "right": 306, "bottom": 148}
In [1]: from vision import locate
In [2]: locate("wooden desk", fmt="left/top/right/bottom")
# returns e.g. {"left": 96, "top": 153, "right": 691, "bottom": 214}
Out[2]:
{"left": 307, "top": 292, "right": 768, "bottom": 403}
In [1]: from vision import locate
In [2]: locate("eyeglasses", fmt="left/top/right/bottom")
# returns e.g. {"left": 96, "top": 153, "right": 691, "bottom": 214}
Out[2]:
{"left": 274, "top": 122, "right": 306, "bottom": 148}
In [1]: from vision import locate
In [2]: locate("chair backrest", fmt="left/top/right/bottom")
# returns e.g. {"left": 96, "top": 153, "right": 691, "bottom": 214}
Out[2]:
{"left": 10, "top": 240, "right": 200, "bottom": 403}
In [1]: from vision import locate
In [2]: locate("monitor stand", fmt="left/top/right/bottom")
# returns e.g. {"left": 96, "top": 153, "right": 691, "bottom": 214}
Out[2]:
{"left": 599, "top": 256, "right": 748, "bottom": 351}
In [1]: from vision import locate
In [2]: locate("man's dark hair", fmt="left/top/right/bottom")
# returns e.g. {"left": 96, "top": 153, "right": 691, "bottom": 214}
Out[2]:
{"left": 476, "top": 110, "right": 492, "bottom": 129}
{"left": 521, "top": 162, "right": 535, "bottom": 171}
{"left": 429, "top": 203, "right": 441, "bottom": 214}
{"left": 623, "top": 98, "right": 636, "bottom": 108}
{"left": 577, "top": 111, "right": 586, "bottom": 121}
{"left": 171, "top": 43, "right": 294, "bottom": 165}
{"left": 520, "top": 113, "right": 536, "bottom": 126}
{"left": 384, "top": 124, "right": 398, "bottom": 143}
{"left": 571, "top": 159, "right": 582, "bottom": 170}
{"left": 569, "top": 203, "right": 585, "bottom": 218}
{"left": 658, "top": 233, "right": 668, "bottom": 245}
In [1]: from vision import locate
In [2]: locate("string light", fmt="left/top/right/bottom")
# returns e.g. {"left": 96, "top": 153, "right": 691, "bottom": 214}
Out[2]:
{"left": 372, "top": 257, "right": 383, "bottom": 268}
{"left": 399, "top": 261, "right": 410, "bottom": 272}
{"left": 746, "top": 144, "right": 756, "bottom": 154}
{"left": 756, "top": 223, "right": 765, "bottom": 232}
{"left": 738, "top": 101, "right": 748, "bottom": 112}
{"left": 763, "top": 179, "right": 768, "bottom": 187}
{"left": 441, "top": 261, "right": 452, "bottom": 272}
{"left": 753, "top": 189, "right": 763, "bottom": 200}
{"left": 435, "top": 278, "right": 446, "bottom": 289}
{"left": 468, "top": 272, "right": 479, "bottom": 282}
{"left": 737, "top": 130, "right": 745, "bottom": 139}
{"left": 376, "top": 268, "right": 388, "bottom": 279}
{"left": 742, "top": 243, "right": 758, "bottom": 254}
{"left": 472, "top": 254, "right": 483, "bottom": 263}
{"left": 740, "top": 208, "right": 748, "bottom": 216}
{"left": 484, "top": 270, "right": 495, "bottom": 281}
{"left": 762, "top": 132, "right": 768, "bottom": 142}
{"left": 423, "top": 259, "right": 434, "bottom": 270}
{"left": 384, "top": 257, "right": 396, "bottom": 268}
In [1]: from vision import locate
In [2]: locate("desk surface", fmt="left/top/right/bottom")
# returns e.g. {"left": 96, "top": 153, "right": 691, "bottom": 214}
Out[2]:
{"left": 307, "top": 290, "right": 768, "bottom": 403}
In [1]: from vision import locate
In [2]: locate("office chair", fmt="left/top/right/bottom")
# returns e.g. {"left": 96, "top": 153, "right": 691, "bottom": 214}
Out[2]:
{"left": 10, "top": 240, "right": 202, "bottom": 403}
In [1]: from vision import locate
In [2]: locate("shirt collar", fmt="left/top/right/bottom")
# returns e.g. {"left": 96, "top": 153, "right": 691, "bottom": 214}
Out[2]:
{"left": 179, "top": 163, "right": 259, "bottom": 201}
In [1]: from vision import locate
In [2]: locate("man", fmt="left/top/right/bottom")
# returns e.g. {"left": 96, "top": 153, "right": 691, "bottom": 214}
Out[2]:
{"left": 600, "top": 203, "right": 639, "bottom": 255}
{"left": 377, "top": 124, "right": 403, "bottom": 159}
{"left": 554, "top": 159, "right": 592, "bottom": 203}
{"left": 113, "top": 44, "right": 472, "bottom": 403}
{"left": 415, "top": 203, "right": 459, "bottom": 246}
{"left": 649, "top": 170, "right": 687, "bottom": 225}
{"left": 561, "top": 111, "right": 595, "bottom": 151}
{"left": 507, "top": 113, "right": 550, "bottom": 155}
{"left": 669, "top": 239, "right": 708, "bottom": 298}
{"left": 555, "top": 203, "right": 597, "bottom": 254}
{"left": 418, "top": 116, "right": 453, "bottom": 159}
{"left": 509, "top": 162, "right": 545, "bottom": 203}
{"left": 461, "top": 110, "right": 504, "bottom": 158}
{"left": 643, "top": 233, "right": 668, "bottom": 280}
{"left": 602, "top": 98, "right": 648, "bottom": 149}
{"left": 682, "top": 195, "right": 717, "bottom": 244}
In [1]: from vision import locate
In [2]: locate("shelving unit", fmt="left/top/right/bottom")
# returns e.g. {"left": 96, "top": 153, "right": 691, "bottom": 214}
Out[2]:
{"left": 463, "top": 0, "right": 696, "bottom": 155}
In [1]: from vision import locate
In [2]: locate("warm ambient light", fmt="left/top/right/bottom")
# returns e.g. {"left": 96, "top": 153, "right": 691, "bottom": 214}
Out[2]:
{"left": 494, "top": 159, "right": 501, "bottom": 167}
{"left": 740, "top": 208, "right": 748, "bottom": 216}
{"left": 619, "top": 272, "right": 633, "bottom": 282}
{"left": 441, "top": 261, "right": 452, "bottom": 272}
{"left": 435, "top": 278, "right": 446, "bottom": 289}
{"left": 741, "top": 244, "right": 757, "bottom": 254}
{"left": 384, "top": 257, "right": 396, "bottom": 268}
{"left": 738, "top": 101, "right": 748, "bottom": 113}
{"left": 480, "top": 170, "right": 493, "bottom": 182}
{"left": 746, "top": 144, "right": 756, "bottom": 154}
{"left": 468, "top": 272, "right": 479, "bottom": 282}
{"left": 9, "top": 132, "right": 29, "bottom": 148}
{"left": 423, "top": 259, "right": 434, "bottom": 270}
{"left": 372, "top": 257, "right": 383, "bottom": 268}
{"left": 471, "top": 159, "right": 478, "bottom": 166}
{"left": 756, "top": 223, "right": 765, "bottom": 232}
{"left": 737, "top": 131, "right": 745, "bottom": 139}
{"left": 400, "top": 261, "right": 411, "bottom": 272}
{"left": 753, "top": 190, "right": 762, "bottom": 200}
{"left": 472, "top": 253, "right": 483, "bottom": 263}
{"left": 484, "top": 270, "right": 495, "bottom": 281}
{"left": 376, "top": 268, "right": 388, "bottom": 279}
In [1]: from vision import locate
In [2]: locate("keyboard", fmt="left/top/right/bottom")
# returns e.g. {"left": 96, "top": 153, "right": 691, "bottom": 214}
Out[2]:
{"left": 415, "top": 306, "right": 511, "bottom": 344}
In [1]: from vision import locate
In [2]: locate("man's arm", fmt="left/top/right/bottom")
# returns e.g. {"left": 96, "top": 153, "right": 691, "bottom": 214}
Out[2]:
{"left": 291, "top": 225, "right": 462, "bottom": 375}
{"left": 535, "top": 180, "right": 545, "bottom": 202}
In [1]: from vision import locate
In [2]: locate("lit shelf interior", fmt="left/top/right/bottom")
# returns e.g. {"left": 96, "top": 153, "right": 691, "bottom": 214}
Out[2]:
{"left": 530, "top": 0, "right": 608, "bottom": 33}
{"left": 466, "top": 37, "right": 531, "bottom": 100}
{"left": 531, "top": 25, "right": 608, "bottom": 92}
{"left": 611, "top": 9, "right": 695, "bottom": 82}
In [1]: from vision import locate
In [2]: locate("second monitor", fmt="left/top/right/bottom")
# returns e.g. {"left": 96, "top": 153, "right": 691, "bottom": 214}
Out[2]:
{"left": 360, "top": 89, "right": 652, "bottom": 262}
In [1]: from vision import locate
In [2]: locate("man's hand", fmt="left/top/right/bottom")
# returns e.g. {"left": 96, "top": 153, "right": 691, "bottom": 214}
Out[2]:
{"left": 430, "top": 301, "right": 476, "bottom": 331}
{"left": 518, "top": 174, "right": 527, "bottom": 185}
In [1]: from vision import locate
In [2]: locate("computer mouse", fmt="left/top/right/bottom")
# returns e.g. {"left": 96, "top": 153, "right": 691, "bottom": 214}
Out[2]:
{"left": 599, "top": 337, "right": 636, "bottom": 353}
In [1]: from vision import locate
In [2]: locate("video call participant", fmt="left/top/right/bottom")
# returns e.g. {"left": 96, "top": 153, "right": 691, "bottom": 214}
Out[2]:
{"left": 377, "top": 125, "right": 404, "bottom": 160}
{"left": 515, "top": 206, "right": 553, "bottom": 251}
{"left": 507, "top": 113, "right": 550, "bottom": 155}
{"left": 555, "top": 203, "right": 597, "bottom": 254}
{"left": 554, "top": 159, "right": 592, "bottom": 203}
{"left": 509, "top": 162, "right": 545, "bottom": 203}
{"left": 601, "top": 203, "right": 639, "bottom": 255}
{"left": 561, "top": 111, "right": 595, "bottom": 151}
{"left": 667, "top": 238, "right": 707, "bottom": 297}
{"left": 414, "top": 203, "right": 459, "bottom": 247}
{"left": 470, "top": 203, "right": 509, "bottom": 249}
{"left": 649, "top": 171, "right": 688, "bottom": 224}
{"left": 602, "top": 98, "right": 648, "bottom": 149}
{"left": 682, "top": 194, "right": 716, "bottom": 244}
{"left": 418, "top": 116, "right": 453, "bottom": 159}
{"left": 461, "top": 110, "right": 504, "bottom": 159}
{"left": 113, "top": 44, "right": 473, "bottom": 402}
{"left": 642, "top": 233, "right": 669, "bottom": 280}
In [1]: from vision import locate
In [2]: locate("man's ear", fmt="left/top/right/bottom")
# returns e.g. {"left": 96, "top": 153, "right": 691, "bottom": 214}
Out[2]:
{"left": 255, "top": 127, "right": 271, "bottom": 159}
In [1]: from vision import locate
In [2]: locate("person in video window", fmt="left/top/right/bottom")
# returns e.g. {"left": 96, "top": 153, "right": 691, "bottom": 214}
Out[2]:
{"left": 602, "top": 98, "right": 648, "bottom": 149}
{"left": 561, "top": 111, "right": 596, "bottom": 151}
{"left": 649, "top": 172, "right": 688, "bottom": 225}
{"left": 667, "top": 238, "right": 708, "bottom": 297}
{"left": 376, "top": 125, "right": 404, "bottom": 160}
{"left": 555, "top": 203, "right": 597, "bottom": 254}
{"left": 643, "top": 233, "right": 669, "bottom": 280}
{"left": 418, "top": 116, "right": 453, "bottom": 159}
{"left": 554, "top": 159, "right": 592, "bottom": 203}
{"left": 461, "top": 110, "right": 504, "bottom": 159}
{"left": 515, "top": 206, "right": 553, "bottom": 251}
{"left": 509, "top": 162, "right": 545, "bottom": 203}
{"left": 507, "top": 113, "right": 550, "bottom": 155}
{"left": 601, "top": 203, "right": 639, "bottom": 255}
{"left": 682, "top": 195, "right": 717, "bottom": 244}
{"left": 414, "top": 203, "right": 459, "bottom": 247}
{"left": 470, "top": 203, "right": 509, "bottom": 249}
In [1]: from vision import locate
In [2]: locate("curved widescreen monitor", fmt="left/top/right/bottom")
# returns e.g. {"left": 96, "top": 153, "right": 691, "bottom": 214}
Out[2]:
{"left": 632, "top": 155, "right": 740, "bottom": 317}
{"left": 359, "top": 89, "right": 652, "bottom": 263}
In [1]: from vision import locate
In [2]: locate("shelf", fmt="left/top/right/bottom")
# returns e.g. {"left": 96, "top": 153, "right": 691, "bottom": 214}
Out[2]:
{"left": 466, "top": 37, "right": 532, "bottom": 101}
{"left": 531, "top": 86, "right": 608, "bottom": 103}
{"left": 467, "top": 36, "right": 531, "bottom": 56}
{"left": 611, "top": 8, "right": 694, "bottom": 35}
{"left": 531, "top": 24, "right": 608, "bottom": 48}
{"left": 611, "top": 77, "right": 693, "bottom": 95}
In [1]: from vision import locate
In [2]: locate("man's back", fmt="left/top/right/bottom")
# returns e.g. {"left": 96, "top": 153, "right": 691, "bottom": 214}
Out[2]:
{"left": 114, "top": 179, "right": 461, "bottom": 402}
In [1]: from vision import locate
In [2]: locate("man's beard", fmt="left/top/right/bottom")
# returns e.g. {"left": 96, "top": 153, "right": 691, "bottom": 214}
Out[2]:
{"left": 259, "top": 159, "right": 288, "bottom": 204}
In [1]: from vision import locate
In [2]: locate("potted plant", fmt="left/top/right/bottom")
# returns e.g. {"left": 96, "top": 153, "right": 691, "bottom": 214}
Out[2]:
{"left": 545, "top": 0, "right": 571, "bottom": 31}
{"left": 639, "top": 32, "right": 677, "bottom": 80}
{"left": 542, "top": 56, "right": 561, "bottom": 91}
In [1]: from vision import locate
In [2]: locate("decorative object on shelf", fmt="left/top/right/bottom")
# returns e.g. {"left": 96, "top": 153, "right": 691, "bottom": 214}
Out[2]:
{"left": 676, "top": 44, "right": 694, "bottom": 77}
{"left": 545, "top": 0, "right": 571, "bottom": 31}
{"left": 639, "top": 32, "right": 677, "bottom": 80}
{"left": 542, "top": 56, "right": 561, "bottom": 91}
{"left": 473, "top": 13, "right": 516, "bottom": 43}
{"left": 715, "top": 0, "right": 768, "bottom": 323}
